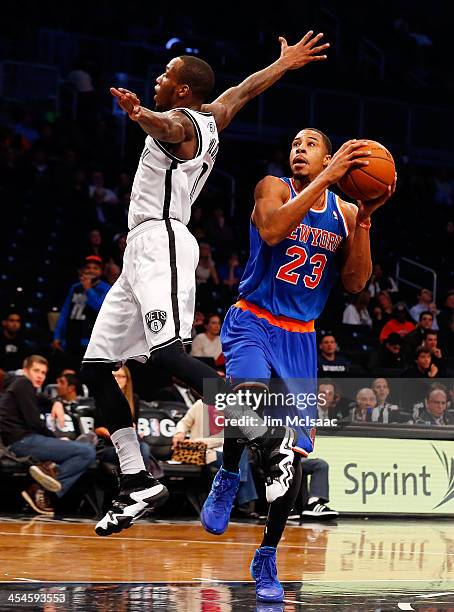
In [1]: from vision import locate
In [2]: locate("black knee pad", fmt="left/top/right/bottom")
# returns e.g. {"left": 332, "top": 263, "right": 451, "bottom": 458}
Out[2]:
{"left": 80, "top": 361, "right": 115, "bottom": 390}
{"left": 150, "top": 340, "right": 185, "bottom": 369}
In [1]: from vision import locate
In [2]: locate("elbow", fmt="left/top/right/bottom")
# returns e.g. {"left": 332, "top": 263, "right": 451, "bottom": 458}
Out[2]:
{"left": 259, "top": 228, "right": 281, "bottom": 247}
{"left": 342, "top": 275, "right": 366, "bottom": 294}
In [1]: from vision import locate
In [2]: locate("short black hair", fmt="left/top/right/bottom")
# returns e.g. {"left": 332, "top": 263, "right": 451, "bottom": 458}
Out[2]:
{"left": 423, "top": 329, "right": 438, "bottom": 338}
{"left": 58, "top": 373, "right": 79, "bottom": 390}
{"left": 415, "top": 346, "right": 431, "bottom": 358}
{"left": 419, "top": 310, "right": 433, "bottom": 320}
{"left": 300, "top": 128, "right": 332, "bottom": 155}
{"left": 177, "top": 56, "right": 215, "bottom": 102}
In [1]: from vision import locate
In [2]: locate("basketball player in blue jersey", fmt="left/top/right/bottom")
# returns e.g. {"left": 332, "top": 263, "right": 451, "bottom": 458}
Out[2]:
{"left": 79, "top": 33, "right": 331, "bottom": 537}
{"left": 201, "top": 129, "right": 397, "bottom": 602}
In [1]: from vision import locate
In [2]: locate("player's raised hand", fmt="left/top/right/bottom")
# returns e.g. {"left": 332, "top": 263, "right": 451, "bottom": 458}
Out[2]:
{"left": 110, "top": 87, "right": 141, "bottom": 117}
{"left": 323, "top": 140, "right": 371, "bottom": 184}
{"left": 278, "top": 31, "right": 329, "bottom": 70}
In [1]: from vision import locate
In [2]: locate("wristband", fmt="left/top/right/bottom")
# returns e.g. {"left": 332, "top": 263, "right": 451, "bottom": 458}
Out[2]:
{"left": 357, "top": 218, "right": 371, "bottom": 230}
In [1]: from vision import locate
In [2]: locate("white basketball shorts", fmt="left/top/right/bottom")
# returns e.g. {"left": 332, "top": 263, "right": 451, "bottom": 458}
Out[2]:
{"left": 83, "top": 219, "right": 199, "bottom": 366}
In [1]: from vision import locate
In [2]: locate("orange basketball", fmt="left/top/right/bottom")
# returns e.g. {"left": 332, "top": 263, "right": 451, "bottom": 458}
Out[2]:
{"left": 337, "top": 140, "right": 395, "bottom": 201}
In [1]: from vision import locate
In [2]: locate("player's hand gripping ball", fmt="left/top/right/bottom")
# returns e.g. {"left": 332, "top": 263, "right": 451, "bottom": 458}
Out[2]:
{"left": 338, "top": 140, "right": 395, "bottom": 201}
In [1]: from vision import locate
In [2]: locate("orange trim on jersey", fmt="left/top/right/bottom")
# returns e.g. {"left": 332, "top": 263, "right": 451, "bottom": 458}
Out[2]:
{"left": 234, "top": 299, "right": 315, "bottom": 333}
{"left": 293, "top": 446, "right": 310, "bottom": 457}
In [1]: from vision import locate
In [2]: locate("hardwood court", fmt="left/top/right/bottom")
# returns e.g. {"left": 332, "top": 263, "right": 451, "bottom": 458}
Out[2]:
{"left": 0, "top": 516, "right": 454, "bottom": 610}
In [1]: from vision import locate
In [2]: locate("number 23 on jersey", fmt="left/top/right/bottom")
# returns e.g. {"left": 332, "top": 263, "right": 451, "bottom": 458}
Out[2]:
{"left": 276, "top": 246, "right": 327, "bottom": 289}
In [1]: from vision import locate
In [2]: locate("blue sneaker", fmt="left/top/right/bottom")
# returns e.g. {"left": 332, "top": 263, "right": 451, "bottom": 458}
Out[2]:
{"left": 200, "top": 468, "right": 240, "bottom": 535}
{"left": 250, "top": 547, "right": 284, "bottom": 603}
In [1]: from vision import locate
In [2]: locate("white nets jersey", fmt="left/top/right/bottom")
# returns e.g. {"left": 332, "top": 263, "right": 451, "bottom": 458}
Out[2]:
{"left": 128, "top": 107, "right": 219, "bottom": 230}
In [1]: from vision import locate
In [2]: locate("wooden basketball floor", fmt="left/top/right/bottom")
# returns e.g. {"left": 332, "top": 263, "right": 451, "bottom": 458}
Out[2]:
{"left": 0, "top": 515, "right": 454, "bottom": 610}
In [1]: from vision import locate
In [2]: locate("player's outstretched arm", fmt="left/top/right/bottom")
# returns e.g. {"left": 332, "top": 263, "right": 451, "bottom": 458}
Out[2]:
{"left": 110, "top": 87, "right": 189, "bottom": 143}
{"left": 340, "top": 174, "right": 397, "bottom": 293}
{"left": 203, "top": 31, "right": 329, "bottom": 132}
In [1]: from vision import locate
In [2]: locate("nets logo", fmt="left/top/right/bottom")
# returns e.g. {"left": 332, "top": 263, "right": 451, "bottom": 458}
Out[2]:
{"left": 145, "top": 310, "right": 167, "bottom": 333}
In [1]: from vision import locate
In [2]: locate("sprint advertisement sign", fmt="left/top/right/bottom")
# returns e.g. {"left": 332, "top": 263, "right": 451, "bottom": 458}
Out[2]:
{"left": 312, "top": 437, "right": 454, "bottom": 515}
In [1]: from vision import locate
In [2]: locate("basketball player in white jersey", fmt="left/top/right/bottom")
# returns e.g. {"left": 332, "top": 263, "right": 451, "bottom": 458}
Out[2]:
{"left": 80, "top": 31, "right": 330, "bottom": 537}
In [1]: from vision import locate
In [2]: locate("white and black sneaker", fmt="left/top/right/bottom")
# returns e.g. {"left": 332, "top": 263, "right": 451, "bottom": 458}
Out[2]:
{"left": 95, "top": 471, "right": 169, "bottom": 536}
{"left": 260, "top": 427, "right": 296, "bottom": 503}
{"left": 301, "top": 500, "right": 339, "bottom": 519}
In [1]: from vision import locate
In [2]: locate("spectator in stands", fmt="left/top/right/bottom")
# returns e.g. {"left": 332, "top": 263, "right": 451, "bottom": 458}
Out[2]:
{"left": 191, "top": 314, "right": 223, "bottom": 361}
{"left": 409, "top": 288, "right": 438, "bottom": 328}
{"left": 195, "top": 243, "right": 219, "bottom": 286}
{"left": 371, "top": 378, "right": 402, "bottom": 423}
{"left": 367, "top": 263, "right": 398, "bottom": 298}
{"left": 438, "top": 290, "right": 454, "bottom": 334}
{"left": 172, "top": 399, "right": 258, "bottom": 513}
{"left": 56, "top": 373, "right": 79, "bottom": 406}
{"left": 342, "top": 290, "right": 372, "bottom": 328}
{"left": 289, "top": 458, "right": 339, "bottom": 520}
{"left": 348, "top": 388, "right": 376, "bottom": 423}
{"left": 421, "top": 330, "right": 446, "bottom": 374}
{"left": 415, "top": 387, "right": 452, "bottom": 426}
{"left": 205, "top": 207, "right": 235, "bottom": 258}
{"left": 154, "top": 376, "right": 200, "bottom": 408}
{"left": 0, "top": 311, "right": 31, "bottom": 377}
{"left": 0, "top": 355, "right": 96, "bottom": 515}
{"left": 403, "top": 311, "right": 435, "bottom": 359}
{"left": 317, "top": 334, "right": 349, "bottom": 375}
{"left": 192, "top": 311, "right": 206, "bottom": 338}
{"left": 52, "top": 256, "right": 111, "bottom": 368}
{"left": 218, "top": 252, "right": 244, "bottom": 293}
{"left": 379, "top": 303, "right": 415, "bottom": 342}
{"left": 371, "top": 290, "right": 394, "bottom": 335}
{"left": 368, "top": 333, "right": 406, "bottom": 373}
{"left": 402, "top": 347, "right": 439, "bottom": 378}
{"left": 88, "top": 171, "right": 119, "bottom": 227}
{"left": 85, "top": 228, "right": 110, "bottom": 262}
{"left": 95, "top": 365, "right": 152, "bottom": 469}
{"left": 188, "top": 206, "right": 207, "bottom": 241}
{"left": 317, "top": 379, "right": 349, "bottom": 421}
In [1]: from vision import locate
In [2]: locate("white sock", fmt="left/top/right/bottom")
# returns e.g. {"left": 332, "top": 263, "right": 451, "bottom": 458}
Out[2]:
{"left": 110, "top": 427, "right": 146, "bottom": 474}
{"left": 308, "top": 497, "right": 319, "bottom": 505}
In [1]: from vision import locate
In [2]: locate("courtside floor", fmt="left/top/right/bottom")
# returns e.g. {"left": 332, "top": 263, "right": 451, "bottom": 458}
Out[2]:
{"left": 0, "top": 515, "right": 453, "bottom": 610}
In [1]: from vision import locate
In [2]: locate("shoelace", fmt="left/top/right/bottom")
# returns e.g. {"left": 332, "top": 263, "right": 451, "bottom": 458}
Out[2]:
{"left": 257, "top": 555, "right": 278, "bottom": 587}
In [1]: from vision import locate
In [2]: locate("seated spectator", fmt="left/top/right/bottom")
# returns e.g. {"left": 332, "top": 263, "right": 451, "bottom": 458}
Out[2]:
{"left": 55, "top": 373, "right": 80, "bottom": 409}
{"left": 368, "top": 333, "right": 406, "bottom": 373}
{"left": 88, "top": 170, "right": 119, "bottom": 227}
{"left": 414, "top": 387, "right": 452, "bottom": 426}
{"left": 188, "top": 206, "right": 207, "bottom": 241}
{"left": 438, "top": 290, "right": 454, "bottom": 334}
{"left": 0, "top": 311, "right": 35, "bottom": 389}
{"left": 317, "top": 334, "right": 349, "bottom": 375}
{"left": 379, "top": 303, "right": 415, "bottom": 342}
{"left": 205, "top": 207, "right": 235, "bottom": 258}
{"left": 342, "top": 290, "right": 372, "bottom": 328}
{"left": 409, "top": 288, "right": 438, "bottom": 328}
{"left": 196, "top": 242, "right": 219, "bottom": 286}
{"left": 191, "top": 314, "right": 223, "bottom": 361}
{"left": 421, "top": 330, "right": 446, "bottom": 374}
{"left": 403, "top": 311, "right": 435, "bottom": 360}
{"left": 218, "top": 252, "right": 244, "bottom": 293}
{"left": 191, "top": 311, "right": 206, "bottom": 338}
{"left": 317, "top": 379, "right": 349, "bottom": 421}
{"left": 289, "top": 458, "right": 339, "bottom": 520}
{"left": 84, "top": 228, "right": 110, "bottom": 262}
{"left": 154, "top": 377, "right": 200, "bottom": 408}
{"left": 371, "top": 290, "right": 394, "bottom": 335}
{"left": 95, "top": 366, "right": 153, "bottom": 470}
{"left": 348, "top": 388, "right": 376, "bottom": 423}
{"left": 371, "top": 378, "right": 402, "bottom": 423}
{"left": 172, "top": 400, "right": 258, "bottom": 513}
{"left": 52, "top": 256, "right": 111, "bottom": 367}
{"left": 401, "top": 347, "right": 439, "bottom": 378}
{"left": 0, "top": 355, "right": 96, "bottom": 515}
{"left": 367, "top": 263, "right": 398, "bottom": 298}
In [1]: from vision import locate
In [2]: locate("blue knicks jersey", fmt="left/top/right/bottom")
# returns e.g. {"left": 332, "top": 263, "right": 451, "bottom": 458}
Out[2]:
{"left": 238, "top": 177, "right": 350, "bottom": 322}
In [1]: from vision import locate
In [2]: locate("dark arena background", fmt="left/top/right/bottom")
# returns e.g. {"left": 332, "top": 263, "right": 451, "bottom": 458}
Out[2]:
{"left": 0, "top": 1, "right": 453, "bottom": 610}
